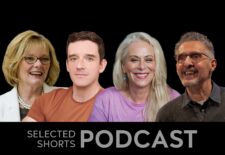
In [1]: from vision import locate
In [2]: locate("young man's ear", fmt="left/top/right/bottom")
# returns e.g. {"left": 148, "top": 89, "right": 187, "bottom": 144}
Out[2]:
{"left": 99, "top": 59, "right": 107, "bottom": 73}
{"left": 66, "top": 59, "right": 69, "bottom": 72}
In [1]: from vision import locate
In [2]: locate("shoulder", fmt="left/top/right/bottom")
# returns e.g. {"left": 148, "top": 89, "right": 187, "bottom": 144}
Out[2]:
{"left": 167, "top": 85, "right": 181, "bottom": 99}
{"left": 41, "top": 87, "right": 72, "bottom": 99}
{"left": 0, "top": 88, "right": 18, "bottom": 115}
{"left": 0, "top": 88, "right": 17, "bottom": 101}
{"left": 211, "top": 82, "right": 225, "bottom": 99}
{"left": 98, "top": 87, "right": 120, "bottom": 97}
{"left": 157, "top": 95, "right": 184, "bottom": 121}
{"left": 43, "top": 83, "right": 67, "bottom": 93}
{"left": 95, "top": 87, "right": 122, "bottom": 104}
{"left": 220, "top": 86, "right": 225, "bottom": 92}
{"left": 162, "top": 94, "right": 183, "bottom": 111}
{"left": 219, "top": 86, "right": 225, "bottom": 99}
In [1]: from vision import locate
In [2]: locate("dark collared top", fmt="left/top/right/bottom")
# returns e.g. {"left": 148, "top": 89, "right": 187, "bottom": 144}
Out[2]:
{"left": 156, "top": 82, "right": 225, "bottom": 122}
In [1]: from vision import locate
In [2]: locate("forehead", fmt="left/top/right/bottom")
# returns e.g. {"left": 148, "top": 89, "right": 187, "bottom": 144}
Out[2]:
{"left": 25, "top": 44, "right": 49, "bottom": 55}
{"left": 127, "top": 40, "right": 154, "bottom": 56}
{"left": 178, "top": 41, "right": 208, "bottom": 53}
{"left": 68, "top": 40, "right": 99, "bottom": 56}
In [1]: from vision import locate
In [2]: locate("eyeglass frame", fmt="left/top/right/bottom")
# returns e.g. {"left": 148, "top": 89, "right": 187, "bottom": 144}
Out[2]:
{"left": 174, "top": 51, "right": 211, "bottom": 64}
{"left": 23, "top": 56, "right": 51, "bottom": 65}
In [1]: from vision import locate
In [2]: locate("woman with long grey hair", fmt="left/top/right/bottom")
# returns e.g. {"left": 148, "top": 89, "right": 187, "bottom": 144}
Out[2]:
{"left": 89, "top": 32, "right": 180, "bottom": 122}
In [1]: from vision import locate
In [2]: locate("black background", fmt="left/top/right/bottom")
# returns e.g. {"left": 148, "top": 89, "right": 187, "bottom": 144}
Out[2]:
{"left": 0, "top": 1, "right": 225, "bottom": 153}
{"left": 0, "top": 122, "right": 224, "bottom": 153}
{"left": 1, "top": 1, "right": 225, "bottom": 95}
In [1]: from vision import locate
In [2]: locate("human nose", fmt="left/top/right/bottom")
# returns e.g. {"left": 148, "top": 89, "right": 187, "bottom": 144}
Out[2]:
{"left": 76, "top": 59, "right": 85, "bottom": 69}
{"left": 33, "top": 58, "right": 42, "bottom": 66}
{"left": 182, "top": 55, "right": 194, "bottom": 66}
{"left": 139, "top": 60, "right": 147, "bottom": 69}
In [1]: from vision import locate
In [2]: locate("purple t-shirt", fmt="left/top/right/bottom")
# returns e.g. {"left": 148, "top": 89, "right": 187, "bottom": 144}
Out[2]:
{"left": 89, "top": 87, "right": 180, "bottom": 122}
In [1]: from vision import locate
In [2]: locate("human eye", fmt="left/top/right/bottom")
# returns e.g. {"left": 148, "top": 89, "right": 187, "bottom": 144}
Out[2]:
{"left": 145, "top": 58, "right": 153, "bottom": 63}
{"left": 24, "top": 56, "right": 36, "bottom": 63}
{"left": 27, "top": 56, "right": 35, "bottom": 61}
{"left": 86, "top": 56, "right": 94, "bottom": 62}
{"left": 177, "top": 54, "right": 186, "bottom": 62}
{"left": 40, "top": 57, "right": 50, "bottom": 63}
{"left": 191, "top": 53, "right": 201, "bottom": 60}
{"left": 130, "top": 58, "right": 139, "bottom": 62}
{"left": 69, "top": 56, "right": 77, "bottom": 62}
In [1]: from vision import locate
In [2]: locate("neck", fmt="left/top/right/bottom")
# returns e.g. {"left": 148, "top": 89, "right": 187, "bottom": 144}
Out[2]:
{"left": 17, "top": 83, "right": 43, "bottom": 106}
{"left": 186, "top": 80, "right": 212, "bottom": 102}
{"left": 72, "top": 82, "right": 101, "bottom": 102}
{"left": 126, "top": 86, "right": 150, "bottom": 104}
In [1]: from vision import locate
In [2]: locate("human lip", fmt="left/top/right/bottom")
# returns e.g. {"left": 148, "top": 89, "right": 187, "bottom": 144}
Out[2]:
{"left": 75, "top": 73, "right": 88, "bottom": 76}
{"left": 182, "top": 68, "right": 197, "bottom": 76}
{"left": 134, "top": 73, "right": 149, "bottom": 79}
{"left": 181, "top": 68, "right": 198, "bottom": 79}
{"left": 29, "top": 71, "right": 43, "bottom": 76}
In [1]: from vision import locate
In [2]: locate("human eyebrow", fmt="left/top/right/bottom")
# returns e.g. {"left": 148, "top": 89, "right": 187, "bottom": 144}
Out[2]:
{"left": 128, "top": 55, "right": 140, "bottom": 59}
{"left": 85, "top": 54, "right": 98, "bottom": 60}
{"left": 68, "top": 54, "right": 78, "bottom": 58}
{"left": 145, "top": 55, "right": 154, "bottom": 58}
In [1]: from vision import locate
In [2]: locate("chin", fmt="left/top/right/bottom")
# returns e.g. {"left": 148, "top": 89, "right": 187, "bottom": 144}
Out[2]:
{"left": 182, "top": 80, "right": 198, "bottom": 87}
{"left": 74, "top": 82, "right": 90, "bottom": 88}
{"left": 134, "top": 84, "right": 150, "bottom": 88}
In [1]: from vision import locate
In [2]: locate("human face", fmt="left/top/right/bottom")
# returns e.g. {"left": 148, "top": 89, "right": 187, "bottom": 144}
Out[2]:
{"left": 18, "top": 45, "right": 50, "bottom": 87}
{"left": 122, "top": 40, "right": 156, "bottom": 89}
{"left": 176, "top": 41, "right": 217, "bottom": 87}
{"left": 66, "top": 40, "right": 106, "bottom": 88}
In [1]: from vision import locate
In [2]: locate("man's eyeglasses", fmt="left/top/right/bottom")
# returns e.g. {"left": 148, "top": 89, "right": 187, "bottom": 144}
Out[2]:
{"left": 175, "top": 52, "right": 210, "bottom": 64}
{"left": 23, "top": 56, "right": 50, "bottom": 65}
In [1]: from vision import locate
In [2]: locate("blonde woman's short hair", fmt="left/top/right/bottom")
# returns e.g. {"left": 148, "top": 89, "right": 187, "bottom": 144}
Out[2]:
{"left": 2, "top": 30, "right": 60, "bottom": 86}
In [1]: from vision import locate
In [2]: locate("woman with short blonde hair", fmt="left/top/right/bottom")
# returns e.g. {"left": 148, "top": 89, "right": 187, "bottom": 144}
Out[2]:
{"left": 0, "top": 30, "right": 60, "bottom": 121}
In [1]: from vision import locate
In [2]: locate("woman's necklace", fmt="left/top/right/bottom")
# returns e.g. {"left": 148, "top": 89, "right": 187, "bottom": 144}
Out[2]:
{"left": 18, "top": 95, "right": 31, "bottom": 109}
{"left": 17, "top": 87, "right": 44, "bottom": 109}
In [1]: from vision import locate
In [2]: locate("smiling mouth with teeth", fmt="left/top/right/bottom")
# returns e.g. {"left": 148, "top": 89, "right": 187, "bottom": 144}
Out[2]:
{"left": 184, "top": 71, "right": 195, "bottom": 75}
{"left": 30, "top": 71, "right": 43, "bottom": 76}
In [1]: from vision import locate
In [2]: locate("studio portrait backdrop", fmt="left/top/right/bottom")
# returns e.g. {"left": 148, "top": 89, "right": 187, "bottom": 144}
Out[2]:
{"left": 1, "top": 5, "right": 225, "bottom": 94}
{"left": 0, "top": 2, "right": 225, "bottom": 153}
